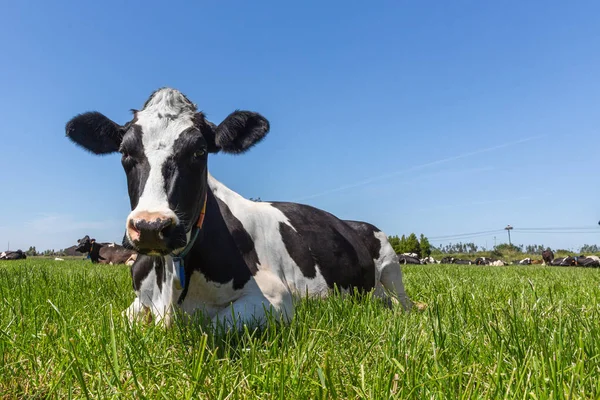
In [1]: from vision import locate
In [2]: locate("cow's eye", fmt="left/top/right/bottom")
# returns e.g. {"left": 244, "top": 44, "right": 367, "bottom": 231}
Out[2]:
{"left": 121, "top": 152, "right": 136, "bottom": 167}
{"left": 193, "top": 149, "right": 206, "bottom": 159}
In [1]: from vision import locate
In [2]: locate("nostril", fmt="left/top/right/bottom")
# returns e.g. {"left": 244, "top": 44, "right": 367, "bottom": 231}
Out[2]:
{"left": 159, "top": 220, "right": 174, "bottom": 237}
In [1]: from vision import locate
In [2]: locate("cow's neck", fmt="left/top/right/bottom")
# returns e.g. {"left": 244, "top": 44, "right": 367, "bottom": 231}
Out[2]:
{"left": 183, "top": 173, "right": 257, "bottom": 290}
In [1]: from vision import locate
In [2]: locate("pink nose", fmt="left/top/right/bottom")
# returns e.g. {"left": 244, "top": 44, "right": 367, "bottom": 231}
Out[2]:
{"left": 127, "top": 212, "right": 175, "bottom": 249}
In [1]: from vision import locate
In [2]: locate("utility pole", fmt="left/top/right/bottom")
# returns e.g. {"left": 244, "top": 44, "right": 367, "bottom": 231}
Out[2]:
{"left": 505, "top": 225, "right": 513, "bottom": 246}
{"left": 494, "top": 236, "right": 496, "bottom": 248}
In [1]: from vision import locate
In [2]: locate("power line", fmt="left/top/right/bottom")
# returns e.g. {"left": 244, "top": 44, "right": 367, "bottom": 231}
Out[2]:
{"left": 514, "top": 227, "right": 599, "bottom": 231}
{"left": 427, "top": 226, "right": 600, "bottom": 242}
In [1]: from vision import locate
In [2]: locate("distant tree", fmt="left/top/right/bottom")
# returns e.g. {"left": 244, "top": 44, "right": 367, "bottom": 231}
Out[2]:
{"left": 580, "top": 244, "right": 600, "bottom": 254}
{"left": 419, "top": 234, "right": 431, "bottom": 257}
{"left": 496, "top": 243, "right": 523, "bottom": 253}
{"left": 25, "top": 246, "right": 37, "bottom": 256}
{"left": 402, "top": 233, "right": 421, "bottom": 257}
{"left": 388, "top": 235, "right": 401, "bottom": 253}
{"left": 249, "top": 197, "right": 262, "bottom": 202}
{"left": 525, "top": 244, "right": 546, "bottom": 255}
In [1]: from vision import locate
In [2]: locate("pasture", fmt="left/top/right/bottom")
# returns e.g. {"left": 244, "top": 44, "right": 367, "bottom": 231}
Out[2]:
{"left": 2, "top": 260, "right": 600, "bottom": 399}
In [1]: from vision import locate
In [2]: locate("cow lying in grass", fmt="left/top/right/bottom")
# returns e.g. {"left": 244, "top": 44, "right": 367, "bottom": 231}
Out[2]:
{"left": 76, "top": 235, "right": 136, "bottom": 265}
{"left": 66, "top": 87, "right": 416, "bottom": 330}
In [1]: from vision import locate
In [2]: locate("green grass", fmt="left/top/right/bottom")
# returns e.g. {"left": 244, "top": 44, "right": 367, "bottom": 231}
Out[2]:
{"left": 2, "top": 260, "right": 600, "bottom": 399}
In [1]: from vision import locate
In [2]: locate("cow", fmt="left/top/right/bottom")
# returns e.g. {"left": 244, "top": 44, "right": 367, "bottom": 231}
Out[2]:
{"left": 550, "top": 256, "right": 577, "bottom": 266}
{"left": 75, "top": 235, "right": 136, "bottom": 265}
{"left": 575, "top": 255, "right": 600, "bottom": 268}
{"left": 420, "top": 256, "right": 439, "bottom": 264}
{"left": 65, "top": 87, "right": 415, "bottom": 330}
{"left": 441, "top": 257, "right": 473, "bottom": 265}
{"left": 439, "top": 256, "right": 473, "bottom": 264}
{"left": 452, "top": 258, "right": 473, "bottom": 265}
{"left": 531, "top": 259, "right": 543, "bottom": 265}
{"left": 512, "top": 258, "right": 531, "bottom": 265}
{"left": 474, "top": 257, "right": 493, "bottom": 265}
{"left": 397, "top": 255, "right": 422, "bottom": 264}
{"left": 0, "top": 250, "right": 27, "bottom": 260}
{"left": 401, "top": 253, "right": 418, "bottom": 258}
{"left": 542, "top": 249, "right": 554, "bottom": 265}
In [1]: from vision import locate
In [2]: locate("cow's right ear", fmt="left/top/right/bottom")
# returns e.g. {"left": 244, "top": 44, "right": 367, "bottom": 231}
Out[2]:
{"left": 66, "top": 112, "right": 124, "bottom": 154}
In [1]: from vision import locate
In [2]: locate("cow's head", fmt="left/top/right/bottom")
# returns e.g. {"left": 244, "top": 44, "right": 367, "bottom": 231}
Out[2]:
{"left": 66, "top": 88, "right": 269, "bottom": 255}
{"left": 76, "top": 235, "right": 92, "bottom": 253}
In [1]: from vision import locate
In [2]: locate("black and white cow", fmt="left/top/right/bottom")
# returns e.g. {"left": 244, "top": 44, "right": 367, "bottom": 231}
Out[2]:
{"left": 549, "top": 256, "right": 577, "bottom": 266}
{"left": 76, "top": 235, "right": 136, "bottom": 264}
{"left": 575, "top": 256, "right": 600, "bottom": 267}
{"left": 396, "top": 254, "right": 422, "bottom": 264}
{"left": 0, "top": 250, "right": 27, "bottom": 260}
{"left": 511, "top": 258, "right": 532, "bottom": 265}
{"left": 66, "top": 88, "right": 414, "bottom": 329}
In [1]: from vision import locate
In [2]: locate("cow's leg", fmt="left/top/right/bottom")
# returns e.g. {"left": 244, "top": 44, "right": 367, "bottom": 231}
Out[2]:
{"left": 212, "top": 271, "right": 294, "bottom": 331}
{"left": 378, "top": 261, "right": 414, "bottom": 312}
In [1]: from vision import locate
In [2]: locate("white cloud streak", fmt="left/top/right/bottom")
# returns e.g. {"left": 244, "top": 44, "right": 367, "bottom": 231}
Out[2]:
{"left": 294, "top": 135, "right": 544, "bottom": 202}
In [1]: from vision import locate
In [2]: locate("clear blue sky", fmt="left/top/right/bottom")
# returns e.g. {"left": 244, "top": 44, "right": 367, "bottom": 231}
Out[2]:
{"left": 1, "top": 1, "right": 599, "bottom": 252}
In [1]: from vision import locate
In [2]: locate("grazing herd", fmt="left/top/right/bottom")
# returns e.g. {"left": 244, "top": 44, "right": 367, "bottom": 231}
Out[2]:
{"left": 394, "top": 249, "right": 600, "bottom": 268}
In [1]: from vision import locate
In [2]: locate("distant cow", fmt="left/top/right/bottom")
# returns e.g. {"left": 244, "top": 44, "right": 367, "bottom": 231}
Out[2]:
{"left": 542, "top": 249, "right": 554, "bottom": 265}
{"left": 575, "top": 256, "right": 600, "bottom": 267}
{"left": 420, "top": 256, "right": 439, "bottom": 264}
{"left": 512, "top": 258, "right": 531, "bottom": 265}
{"left": 475, "top": 257, "right": 498, "bottom": 265}
{"left": 531, "top": 259, "right": 543, "bottom": 265}
{"left": 453, "top": 259, "right": 473, "bottom": 265}
{"left": 76, "top": 235, "right": 136, "bottom": 265}
{"left": 397, "top": 254, "right": 422, "bottom": 264}
{"left": 0, "top": 250, "right": 27, "bottom": 260}
{"left": 550, "top": 256, "right": 576, "bottom": 266}
{"left": 440, "top": 256, "right": 473, "bottom": 264}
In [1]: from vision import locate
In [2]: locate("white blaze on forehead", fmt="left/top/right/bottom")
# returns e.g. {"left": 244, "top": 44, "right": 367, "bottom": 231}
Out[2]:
{"left": 130, "top": 89, "right": 197, "bottom": 217}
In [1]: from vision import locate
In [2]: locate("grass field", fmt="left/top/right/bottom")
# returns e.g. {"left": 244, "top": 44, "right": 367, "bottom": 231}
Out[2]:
{"left": 2, "top": 260, "right": 600, "bottom": 399}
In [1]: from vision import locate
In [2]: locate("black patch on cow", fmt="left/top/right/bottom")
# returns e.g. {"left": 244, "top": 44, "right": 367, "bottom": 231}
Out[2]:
{"left": 185, "top": 192, "right": 257, "bottom": 290}
{"left": 270, "top": 202, "right": 375, "bottom": 291}
{"left": 162, "top": 127, "right": 209, "bottom": 234}
{"left": 121, "top": 124, "right": 150, "bottom": 211}
{"left": 278, "top": 222, "right": 317, "bottom": 278}
{"left": 342, "top": 220, "right": 382, "bottom": 262}
{"left": 131, "top": 255, "right": 156, "bottom": 291}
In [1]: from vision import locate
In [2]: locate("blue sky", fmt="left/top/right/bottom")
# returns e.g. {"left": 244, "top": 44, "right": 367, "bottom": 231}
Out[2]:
{"left": 1, "top": 1, "right": 599, "bottom": 252}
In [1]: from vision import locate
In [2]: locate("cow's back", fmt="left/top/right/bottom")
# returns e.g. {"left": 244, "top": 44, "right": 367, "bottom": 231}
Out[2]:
{"left": 99, "top": 246, "right": 136, "bottom": 264}
{"left": 267, "top": 203, "right": 376, "bottom": 292}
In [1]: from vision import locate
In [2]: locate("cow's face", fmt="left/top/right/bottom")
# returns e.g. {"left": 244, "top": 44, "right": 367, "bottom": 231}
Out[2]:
{"left": 76, "top": 235, "right": 92, "bottom": 253}
{"left": 66, "top": 88, "right": 270, "bottom": 255}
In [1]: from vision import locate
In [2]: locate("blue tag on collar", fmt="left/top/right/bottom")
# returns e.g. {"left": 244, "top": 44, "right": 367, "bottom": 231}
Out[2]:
{"left": 173, "top": 257, "right": 185, "bottom": 290}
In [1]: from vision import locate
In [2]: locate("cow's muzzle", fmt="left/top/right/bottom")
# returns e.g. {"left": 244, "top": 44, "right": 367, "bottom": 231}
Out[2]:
{"left": 127, "top": 212, "right": 178, "bottom": 254}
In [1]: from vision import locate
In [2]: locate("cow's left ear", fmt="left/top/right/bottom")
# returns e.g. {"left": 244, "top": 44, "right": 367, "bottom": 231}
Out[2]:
{"left": 209, "top": 111, "right": 270, "bottom": 154}
{"left": 66, "top": 112, "right": 125, "bottom": 155}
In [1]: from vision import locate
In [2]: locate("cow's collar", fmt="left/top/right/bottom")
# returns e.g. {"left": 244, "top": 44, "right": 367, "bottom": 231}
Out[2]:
{"left": 171, "top": 193, "right": 208, "bottom": 304}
